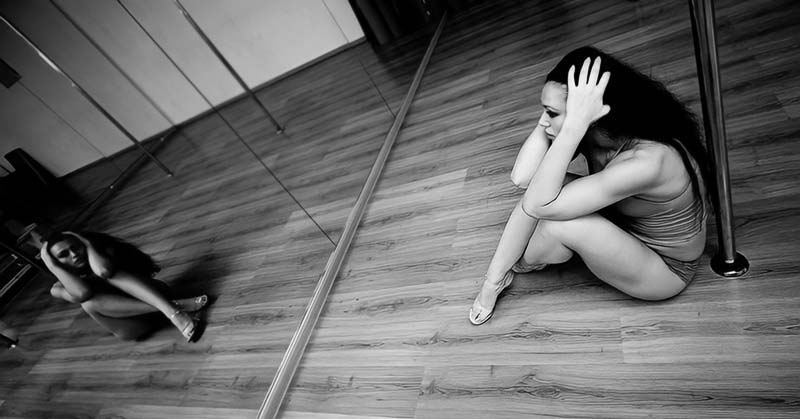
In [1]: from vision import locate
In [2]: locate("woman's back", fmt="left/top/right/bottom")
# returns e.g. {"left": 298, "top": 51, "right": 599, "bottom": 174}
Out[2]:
{"left": 605, "top": 141, "right": 708, "bottom": 261}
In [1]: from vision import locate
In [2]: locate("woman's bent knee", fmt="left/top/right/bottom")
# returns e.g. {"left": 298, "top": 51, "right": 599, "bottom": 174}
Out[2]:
{"left": 80, "top": 299, "right": 99, "bottom": 313}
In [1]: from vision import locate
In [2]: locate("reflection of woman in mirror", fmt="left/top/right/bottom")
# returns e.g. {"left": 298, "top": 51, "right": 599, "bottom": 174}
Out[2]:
{"left": 41, "top": 231, "right": 207, "bottom": 341}
{"left": 470, "top": 46, "right": 711, "bottom": 325}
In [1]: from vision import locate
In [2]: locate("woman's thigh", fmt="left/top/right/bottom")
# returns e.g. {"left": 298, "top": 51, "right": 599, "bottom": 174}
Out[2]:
{"left": 81, "top": 299, "right": 161, "bottom": 340}
{"left": 540, "top": 213, "right": 687, "bottom": 300}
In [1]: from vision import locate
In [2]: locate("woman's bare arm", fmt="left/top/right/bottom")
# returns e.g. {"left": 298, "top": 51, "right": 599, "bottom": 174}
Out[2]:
{"left": 524, "top": 57, "right": 615, "bottom": 218}
{"left": 510, "top": 112, "right": 551, "bottom": 188}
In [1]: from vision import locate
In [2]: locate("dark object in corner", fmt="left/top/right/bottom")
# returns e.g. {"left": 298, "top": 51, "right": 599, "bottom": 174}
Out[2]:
{"left": 350, "top": 0, "right": 471, "bottom": 46}
{"left": 0, "top": 148, "right": 75, "bottom": 221}
{"left": 0, "top": 57, "right": 21, "bottom": 89}
{"left": 0, "top": 333, "right": 17, "bottom": 349}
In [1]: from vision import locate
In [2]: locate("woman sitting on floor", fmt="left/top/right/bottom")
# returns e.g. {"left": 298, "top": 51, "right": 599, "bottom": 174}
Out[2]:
{"left": 41, "top": 231, "right": 207, "bottom": 341}
{"left": 470, "top": 46, "right": 711, "bottom": 325}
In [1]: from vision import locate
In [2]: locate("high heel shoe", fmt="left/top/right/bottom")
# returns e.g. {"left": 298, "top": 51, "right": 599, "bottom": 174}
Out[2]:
{"left": 172, "top": 295, "right": 209, "bottom": 313}
{"left": 469, "top": 270, "right": 514, "bottom": 325}
{"left": 169, "top": 310, "right": 201, "bottom": 342}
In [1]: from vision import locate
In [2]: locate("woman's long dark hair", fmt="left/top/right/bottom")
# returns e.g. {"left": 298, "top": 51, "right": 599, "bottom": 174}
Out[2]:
{"left": 46, "top": 231, "right": 160, "bottom": 278}
{"left": 546, "top": 46, "right": 713, "bottom": 202}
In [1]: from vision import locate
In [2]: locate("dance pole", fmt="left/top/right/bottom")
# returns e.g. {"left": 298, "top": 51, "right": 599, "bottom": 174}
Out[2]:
{"left": 687, "top": 0, "right": 748, "bottom": 276}
{"left": 115, "top": 0, "right": 334, "bottom": 245}
{"left": 171, "top": 0, "right": 284, "bottom": 134}
{"left": 0, "top": 12, "right": 173, "bottom": 177}
{"left": 256, "top": 13, "right": 448, "bottom": 419}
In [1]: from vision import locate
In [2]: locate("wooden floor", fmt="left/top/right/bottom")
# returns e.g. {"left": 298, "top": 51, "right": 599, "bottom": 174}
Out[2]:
{"left": 280, "top": 0, "right": 800, "bottom": 418}
{"left": 2, "top": 0, "right": 800, "bottom": 417}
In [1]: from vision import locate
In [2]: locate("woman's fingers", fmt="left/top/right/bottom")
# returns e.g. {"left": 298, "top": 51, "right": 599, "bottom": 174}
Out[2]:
{"left": 589, "top": 56, "right": 602, "bottom": 85}
{"left": 567, "top": 65, "right": 576, "bottom": 89}
{"left": 598, "top": 70, "right": 611, "bottom": 92}
{"left": 579, "top": 57, "right": 591, "bottom": 86}
{"left": 571, "top": 56, "right": 607, "bottom": 89}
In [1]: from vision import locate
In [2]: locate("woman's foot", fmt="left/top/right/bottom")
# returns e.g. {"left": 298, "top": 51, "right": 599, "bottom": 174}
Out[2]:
{"left": 171, "top": 295, "right": 208, "bottom": 313}
{"left": 168, "top": 310, "right": 201, "bottom": 342}
{"left": 469, "top": 271, "right": 514, "bottom": 325}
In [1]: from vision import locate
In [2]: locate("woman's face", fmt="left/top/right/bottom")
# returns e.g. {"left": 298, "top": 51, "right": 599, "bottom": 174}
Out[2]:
{"left": 540, "top": 81, "right": 568, "bottom": 140}
{"left": 49, "top": 238, "right": 87, "bottom": 269}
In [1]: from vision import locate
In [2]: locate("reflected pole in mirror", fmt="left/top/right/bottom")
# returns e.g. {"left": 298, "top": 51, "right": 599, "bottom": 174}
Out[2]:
{"left": 117, "top": 0, "right": 334, "bottom": 246}
{"left": 687, "top": 0, "right": 749, "bottom": 277}
{"left": 171, "top": 0, "right": 285, "bottom": 134}
{"left": 0, "top": 11, "right": 173, "bottom": 177}
{"left": 256, "top": 12, "right": 449, "bottom": 419}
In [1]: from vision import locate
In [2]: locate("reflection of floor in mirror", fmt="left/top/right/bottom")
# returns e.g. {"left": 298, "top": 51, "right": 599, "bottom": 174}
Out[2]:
{"left": 278, "top": 0, "right": 800, "bottom": 418}
{"left": 0, "top": 27, "right": 432, "bottom": 419}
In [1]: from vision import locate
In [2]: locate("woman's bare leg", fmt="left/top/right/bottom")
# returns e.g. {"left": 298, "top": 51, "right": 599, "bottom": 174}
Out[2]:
{"left": 80, "top": 297, "right": 158, "bottom": 341}
{"left": 105, "top": 272, "right": 194, "bottom": 334}
{"left": 80, "top": 292, "right": 160, "bottom": 317}
{"left": 471, "top": 199, "right": 545, "bottom": 323}
{"left": 521, "top": 214, "right": 687, "bottom": 300}
{"left": 473, "top": 209, "right": 686, "bottom": 323}
{"left": 485, "top": 174, "right": 583, "bottom": 282}
{"left": 485, "top": 200, "right": 540, "bottom": 282}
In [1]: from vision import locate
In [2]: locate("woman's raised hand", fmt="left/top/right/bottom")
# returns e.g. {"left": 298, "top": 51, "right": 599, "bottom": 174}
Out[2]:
{"left": 565, "top": 56, "right": 611, "bottom": 130}
{"left": 40, "top": 241, "right": 54, "bottom": 268}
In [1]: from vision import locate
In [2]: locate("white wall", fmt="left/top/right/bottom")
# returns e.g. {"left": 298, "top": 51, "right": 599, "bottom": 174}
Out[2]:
{"left": 0, "top": 0, "right": 363, "bottom": 176}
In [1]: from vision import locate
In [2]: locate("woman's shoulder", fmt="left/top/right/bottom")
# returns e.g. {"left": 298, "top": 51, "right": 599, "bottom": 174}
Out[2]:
{"left": 611, "top": 140, "right": 691, "bottom": 197}
{"left": 616, "top": 140, "right": 683, "bottom": 169}
{"left": 607, "top": 140, "right": 669, "bottom": 173}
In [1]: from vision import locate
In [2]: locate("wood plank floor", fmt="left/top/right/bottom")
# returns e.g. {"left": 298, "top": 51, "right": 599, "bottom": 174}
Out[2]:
{"left": 280, "top": 0, "right": 800, "bottom": 418}
{"left": 0, "top": 29, "right": 431, "bottom": 419}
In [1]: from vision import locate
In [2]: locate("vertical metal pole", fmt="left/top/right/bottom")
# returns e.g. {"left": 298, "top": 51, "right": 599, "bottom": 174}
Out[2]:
{"left": 0, "top": 12, "right": 173, "bottom": 177}
{"left": 687, "top": 0, "right": 748, "bottom": 276}
{"left": 171, "top": 0, "right": 284, "bottom": 133}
